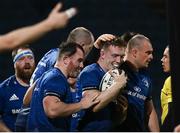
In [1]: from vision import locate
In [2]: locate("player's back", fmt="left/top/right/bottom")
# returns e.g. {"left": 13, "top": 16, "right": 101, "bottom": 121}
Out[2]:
{"left": 30, "top": 48, "right": 59, "bottom": 85}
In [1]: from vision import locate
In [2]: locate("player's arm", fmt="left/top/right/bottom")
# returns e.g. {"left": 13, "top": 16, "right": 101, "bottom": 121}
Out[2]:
{"left": 145, "top": 100, "right": 160, "bottom": 132}
{"left": 94, "top": 34, "right": 115, "bottom": 49}
{"left": 43, "top": 94, "right": 99, "bottom": 118}
{"left": 174, "top": 124, "right": 180, "bottom": 132}
{"left": 0, "top": 120, "right": 11, "bottom": 132}
{"left": 23, "top": 81, "right": 36, "bottom": 106}
{"left": 84, "top": 71, "right": 127, "bottom": 112}
{"left": 0, "top": 3, "right": 76, "bottom": 52}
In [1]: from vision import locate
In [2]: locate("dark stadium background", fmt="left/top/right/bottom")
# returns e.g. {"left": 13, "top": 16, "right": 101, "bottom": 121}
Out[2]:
{"left": 0, "top": 0, "right": 167, "bottom": 123}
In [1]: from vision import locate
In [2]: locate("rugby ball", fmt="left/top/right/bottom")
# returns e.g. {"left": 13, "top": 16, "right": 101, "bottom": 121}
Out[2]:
{"left": 100, "top": 69, "right": 122, "bottom": 91}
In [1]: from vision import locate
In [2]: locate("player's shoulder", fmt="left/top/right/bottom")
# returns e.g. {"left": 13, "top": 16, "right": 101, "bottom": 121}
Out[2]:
{"left": 82, "top": 63, "right": 100, "bottom": 73}
{"left": 0, "top": 75, "right": 15, "bottom": 88}
{"left": 40, "top": 48, "right": 59, "bottom": 61}
{"left": 0, "top": 75, "right": 16, "bottom": 95}
{"left": 79, "top": 63, "right": 101, "bottom": 79}
{"left": 34, "top": 48, "right": 58, "bottom": 69}
{"left": 166, "top": 76, "right": 171, "bottom": 82}
{"left": 164, "top": 76, "right": 171, "bottom": 87}
{"left": 42, "top": 68, "right": 66, "bottom": 83}
{"left": 44, "top": 48, "right": 59, "bottom": 56}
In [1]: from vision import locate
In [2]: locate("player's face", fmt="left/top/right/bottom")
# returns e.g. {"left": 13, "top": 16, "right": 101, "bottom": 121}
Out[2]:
{"left": 161, "top": 47, "right": 170, "bottom": 73}
{"left": 135, "top": 41, "right": 153, "bottom": 68}
{"left": 68, "top": 48, "right": 84, "bottom": 78}
{"left": 15, "top": 49, "right": 35, "bottom": 81}
{"left": 103, "top": 45, "right": 125, "bottom": 70}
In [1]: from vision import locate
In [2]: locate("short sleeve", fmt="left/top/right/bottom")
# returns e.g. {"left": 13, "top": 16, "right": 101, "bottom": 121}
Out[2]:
{"left": 79, "top": 70, "right": 100, "bottom": 91}
{"left": 43, "top": 76, "right": 68, "bottom": 101}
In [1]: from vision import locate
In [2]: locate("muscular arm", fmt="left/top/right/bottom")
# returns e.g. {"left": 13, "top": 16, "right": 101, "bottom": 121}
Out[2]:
{"left": 23, "top": 81, "right": 36, "bottom": 106}
{"left": 85, "top": 83, "right": 123, "bottom": 113}
{"left": 0, "top": 3, "right": 75, "bottom": 52}
{"left": 146, "top": 100, "right": 160, "bottom": 132}
{"left": 84, "top": 72, "right": 127, "bottom": 112}
{"left": 43, "top": 94, "right": 98, "bottom": 118}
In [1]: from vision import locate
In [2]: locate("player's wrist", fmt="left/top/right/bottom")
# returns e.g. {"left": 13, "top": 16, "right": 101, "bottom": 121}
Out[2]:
{"left": 94, "top": 42, "right": 101, "bottom": 49}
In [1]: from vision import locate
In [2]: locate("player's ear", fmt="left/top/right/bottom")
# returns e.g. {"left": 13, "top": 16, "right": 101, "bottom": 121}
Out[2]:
{"left": 131, "top": 48, "right": 138, "bottom": 58}
{"left": 63, "top": 55, "right": 70, "bottom": 65}
{"left": 100, "top": 49, "right": 105, "bottom": 59}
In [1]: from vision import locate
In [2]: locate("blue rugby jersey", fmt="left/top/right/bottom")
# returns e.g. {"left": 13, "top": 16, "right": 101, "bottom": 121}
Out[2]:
{"left": 117, "top": 61, "right": 152, "bottom": 131}
{"left": 30, "top": 48, "right": 59, "bottom": 85}
{"left": 0, "top": 75, "right": 28, "bottom": 131}
{"left": 15, "top": 104, "right": 30, "bottom": 131}
{"left": 70, "top": 90, "right": 83, "bottom": 131}
{"left": 27, "top": 68, "right": 72, "bottom": 131}
{"left": 76, "top": 63, "right": 113, "bottom": 131}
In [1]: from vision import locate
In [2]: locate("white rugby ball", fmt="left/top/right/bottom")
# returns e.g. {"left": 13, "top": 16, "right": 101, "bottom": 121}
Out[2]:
{"left": 100, "top": 69, "right": 121, "bottom": 91}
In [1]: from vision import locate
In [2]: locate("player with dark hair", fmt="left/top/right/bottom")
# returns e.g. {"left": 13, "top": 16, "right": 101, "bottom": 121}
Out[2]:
{"left": 120, "top": 31, "right": 138, "bottom": 45}
{"left": 15, "top": 30, "right": 115, "bottom": 131}
{"left": 160, "top": 45, "right": 174, "bottom": 131}
{"left": 27, "top": 42, "right": 98, "bottom": 131}
{"left": 76, "top": 37, "right": 127, "bottom": 131}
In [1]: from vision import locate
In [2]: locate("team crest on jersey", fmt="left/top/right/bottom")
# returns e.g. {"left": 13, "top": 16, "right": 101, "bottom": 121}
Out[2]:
{"left": 9, "top": 94, "right": 19, "bottom": 101}
{"left": 142, "top": 78, "right": 149, "bottom": 88}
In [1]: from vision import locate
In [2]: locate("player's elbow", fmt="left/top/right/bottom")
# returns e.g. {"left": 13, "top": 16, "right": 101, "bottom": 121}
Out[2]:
{"left": 43, "top": 104, "right": 60, "bottom": 119}
{"left": 43, "top": 97, "right": 59, "bottom": 118}
{"left": 45, "top": 109, "right": 58, "bottom": 119}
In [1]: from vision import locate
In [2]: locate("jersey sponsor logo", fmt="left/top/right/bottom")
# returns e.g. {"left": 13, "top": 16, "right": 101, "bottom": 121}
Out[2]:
{"left": 133, "top": 86, "right": 141, "bottom": 92}
{"left": 20, "top": 107, "right": 30, "bottom": 115}
{"left": 72, "top": 113, "right": 78, "bottom": 118}
{"left": 9, "top": 94, "right": 19, "bottom": 101}
{"left": 12, "top": 109, "right": 20, "bottom": 114}
{"left": 127, "top": 90, "right": 146, "bottom": 101}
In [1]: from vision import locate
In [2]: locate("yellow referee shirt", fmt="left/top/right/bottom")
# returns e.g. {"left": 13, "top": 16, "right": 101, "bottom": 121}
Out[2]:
{"left": 161, "top": 76, "right": 172, "bottom": 124}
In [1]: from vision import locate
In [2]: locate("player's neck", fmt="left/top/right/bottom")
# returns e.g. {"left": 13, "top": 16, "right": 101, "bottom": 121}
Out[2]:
{"left": 54, "top": 62, "right": 68, "bottom": 78}
{"left": 16, "top": 76, "right": 29, "bottom": 87}
{"left": 125, "top": 58, "right": 139, "bottom": 72}
{"left": 97, "top": 60, "right": 108, "bottom": 73}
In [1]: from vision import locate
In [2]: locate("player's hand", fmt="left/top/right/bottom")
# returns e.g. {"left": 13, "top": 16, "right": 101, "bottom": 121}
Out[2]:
{"left": 46, "top": 3, "right": 77, "bottom": 30}
{"left": 113, "top": 70, "right": 127, "bottom": 88}
{"left": 94, "top": 34, "right": 115, "bottom": 49}
{"left": 80, "top": 92, "right": 99, "bottom": 109}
